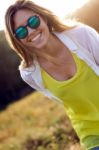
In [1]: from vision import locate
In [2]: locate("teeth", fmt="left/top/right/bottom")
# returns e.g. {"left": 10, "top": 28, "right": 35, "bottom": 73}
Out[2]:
{"left": 31, "top": 33, "right": 41, "bottom": 42}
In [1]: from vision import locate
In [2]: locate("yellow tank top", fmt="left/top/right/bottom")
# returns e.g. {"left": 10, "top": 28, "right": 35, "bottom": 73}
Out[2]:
{"left": 41, "top": 52, "right": 99, "bottom": 149}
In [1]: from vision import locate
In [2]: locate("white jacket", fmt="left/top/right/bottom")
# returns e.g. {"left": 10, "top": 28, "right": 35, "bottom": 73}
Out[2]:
{"left": 19, "top": 23, "right": 99, "bottom": 104}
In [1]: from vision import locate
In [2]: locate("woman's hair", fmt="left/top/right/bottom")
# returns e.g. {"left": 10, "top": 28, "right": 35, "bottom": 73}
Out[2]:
{"left": 5, "top": 0, "right": 77, "bottom": 68}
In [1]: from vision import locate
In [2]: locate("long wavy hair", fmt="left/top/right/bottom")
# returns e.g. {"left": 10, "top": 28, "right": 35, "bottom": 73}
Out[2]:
{"left": 5, "top": 0, "right": 77, "bottom": 68}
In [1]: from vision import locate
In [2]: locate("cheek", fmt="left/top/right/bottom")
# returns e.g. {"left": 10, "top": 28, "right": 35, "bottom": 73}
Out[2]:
{"left": 40, "top": 18, "right": 48, "bottom": 31}
{"left": 20, "top": 38, "right": 27, "bottom": 44}
{"left": 45, "top": 27, "right": 50, "bottom": 39}
{"left": 41, "top": 21, "right": 49, "bottom": 35}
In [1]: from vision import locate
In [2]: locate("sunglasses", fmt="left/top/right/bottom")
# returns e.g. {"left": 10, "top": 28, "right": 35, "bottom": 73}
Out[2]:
{"left": 15, "top": 15, "right": 40, "bottom": 39}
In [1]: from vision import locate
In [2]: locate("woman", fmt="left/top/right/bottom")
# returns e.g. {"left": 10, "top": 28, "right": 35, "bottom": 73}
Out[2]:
{"left": 4, "top": 0, "right": 99, "bottom": 149}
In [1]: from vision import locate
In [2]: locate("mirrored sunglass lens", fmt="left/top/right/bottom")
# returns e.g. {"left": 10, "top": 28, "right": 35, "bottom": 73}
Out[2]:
{"left": 28, "top": 16, "right": 40, "bottom": 29}
{"left": 15, "top": 27, "right": 28, "bottom": 39}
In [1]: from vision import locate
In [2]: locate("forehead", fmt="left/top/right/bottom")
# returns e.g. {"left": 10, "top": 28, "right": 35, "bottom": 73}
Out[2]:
{"left": 13, "top": 8, "right": 36, "bottom": 29}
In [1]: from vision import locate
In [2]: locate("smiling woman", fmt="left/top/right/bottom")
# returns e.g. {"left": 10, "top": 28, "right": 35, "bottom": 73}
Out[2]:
{"left": 0, "top": 0, "right": 89, "bottom": 30}
{"left": 5, "top": 0, "right": 99, "bottom": 150}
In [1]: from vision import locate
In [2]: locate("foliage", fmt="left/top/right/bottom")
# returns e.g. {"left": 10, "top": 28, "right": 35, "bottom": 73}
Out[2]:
{"left": 0, "top": 92, "right": 83, "bottom": 150}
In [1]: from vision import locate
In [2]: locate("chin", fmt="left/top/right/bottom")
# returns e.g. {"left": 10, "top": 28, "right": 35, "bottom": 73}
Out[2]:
{"left": 34, "top": 39, "right": 48, "bottom": 49}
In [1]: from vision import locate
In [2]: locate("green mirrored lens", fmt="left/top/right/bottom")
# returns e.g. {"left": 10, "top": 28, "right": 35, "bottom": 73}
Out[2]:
{"left": 15, "top": 27, "right": 28, "bottom": 39}
{"left": 28, "top": 16, "right": 40, "bottom": 29}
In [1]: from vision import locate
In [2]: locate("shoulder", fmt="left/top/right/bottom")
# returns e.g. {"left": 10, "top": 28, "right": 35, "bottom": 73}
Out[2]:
{"left": 65, "top": 23, "right": 99, "bottom": 65}
{"left": 18, "top": 60, "right": 26, "bottom": 70}
{"left": 18, "top": 61, "right": 36, "bottom": 80}
{"left": 63, "top": 23, "right": 99, "bottom": 51}
{"left": 65, "top": 22, "right": 99, "bottom": 40}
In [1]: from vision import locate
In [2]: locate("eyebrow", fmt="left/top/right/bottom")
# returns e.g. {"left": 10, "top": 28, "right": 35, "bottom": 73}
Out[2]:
{"left": 15, "top": 15, "right": 34, "bottom": 30}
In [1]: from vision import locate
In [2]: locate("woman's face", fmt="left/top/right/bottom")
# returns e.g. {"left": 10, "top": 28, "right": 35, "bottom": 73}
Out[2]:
{"left": 13, "top": 8, "right": 50, "bottom": 49}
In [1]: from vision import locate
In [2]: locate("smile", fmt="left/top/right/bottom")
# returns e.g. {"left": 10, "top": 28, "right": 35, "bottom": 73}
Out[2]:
{"left": 31, "top": 33, "right": 41, "bottom": 42}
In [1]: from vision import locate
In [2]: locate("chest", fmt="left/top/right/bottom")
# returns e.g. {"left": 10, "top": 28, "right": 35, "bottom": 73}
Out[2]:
{"left": 39, "top": 52, "right": 77, "bottom": 81}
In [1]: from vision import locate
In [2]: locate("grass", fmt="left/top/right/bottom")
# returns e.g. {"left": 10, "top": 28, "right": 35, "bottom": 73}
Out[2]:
{"left": 0, "top": 91, "right": 85, "bottom": 150}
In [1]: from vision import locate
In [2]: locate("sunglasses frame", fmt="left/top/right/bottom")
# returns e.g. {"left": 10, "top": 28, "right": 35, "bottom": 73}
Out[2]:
{"left": 14, "top": 15, "right": 40, "bottom": 39}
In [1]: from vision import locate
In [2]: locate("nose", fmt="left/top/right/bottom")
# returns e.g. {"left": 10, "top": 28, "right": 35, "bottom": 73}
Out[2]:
{"left": 27, "top": 26, "right": 36, "bottom": 36}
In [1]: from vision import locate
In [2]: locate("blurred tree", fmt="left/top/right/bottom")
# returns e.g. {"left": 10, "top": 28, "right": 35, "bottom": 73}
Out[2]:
{"left": 68, "top": 0, "right": 99, "bottom": 31}
{"left": 0, "top": 31, "right": 34, "bottom": 110}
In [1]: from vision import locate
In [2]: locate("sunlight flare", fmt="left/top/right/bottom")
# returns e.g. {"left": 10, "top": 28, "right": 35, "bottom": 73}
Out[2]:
{"left": 0, "top": 0, "right": 89, "bottom": 30}
{"left": 33, "top": 0, "right": 90, "bottom": 18}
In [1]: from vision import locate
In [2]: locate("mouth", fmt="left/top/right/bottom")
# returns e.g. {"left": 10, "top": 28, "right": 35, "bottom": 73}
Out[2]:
{"left": 29, "top": 32, "right": 41, "bottom": 42}
{"left": 31, "top": 33, "right": 41, "bottom": 42}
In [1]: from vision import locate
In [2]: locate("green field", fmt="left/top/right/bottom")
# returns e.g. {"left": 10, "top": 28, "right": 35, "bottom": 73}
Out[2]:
{"left": 0, "top": 92, "right": 84, "bottom": 150}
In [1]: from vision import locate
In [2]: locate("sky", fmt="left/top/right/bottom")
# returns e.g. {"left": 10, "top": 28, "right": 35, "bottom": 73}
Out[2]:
{"left": 0, "top": 0, "right": 89, "bottom": 30}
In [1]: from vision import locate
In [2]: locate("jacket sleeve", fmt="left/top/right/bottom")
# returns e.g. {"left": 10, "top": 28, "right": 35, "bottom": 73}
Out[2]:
{"left": 83, "top": 24, "right": 99, "bottom": 66}
{"left": 68, "top": 23, "right": 99, "bottom": 66}
{"left": 19, "top": 69, "right": 41, "bottom": 91}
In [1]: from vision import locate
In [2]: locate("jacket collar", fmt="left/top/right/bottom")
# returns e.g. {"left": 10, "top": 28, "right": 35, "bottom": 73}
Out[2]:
{"left": 54, "top": 31, "right": 78, "bottom": 51}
